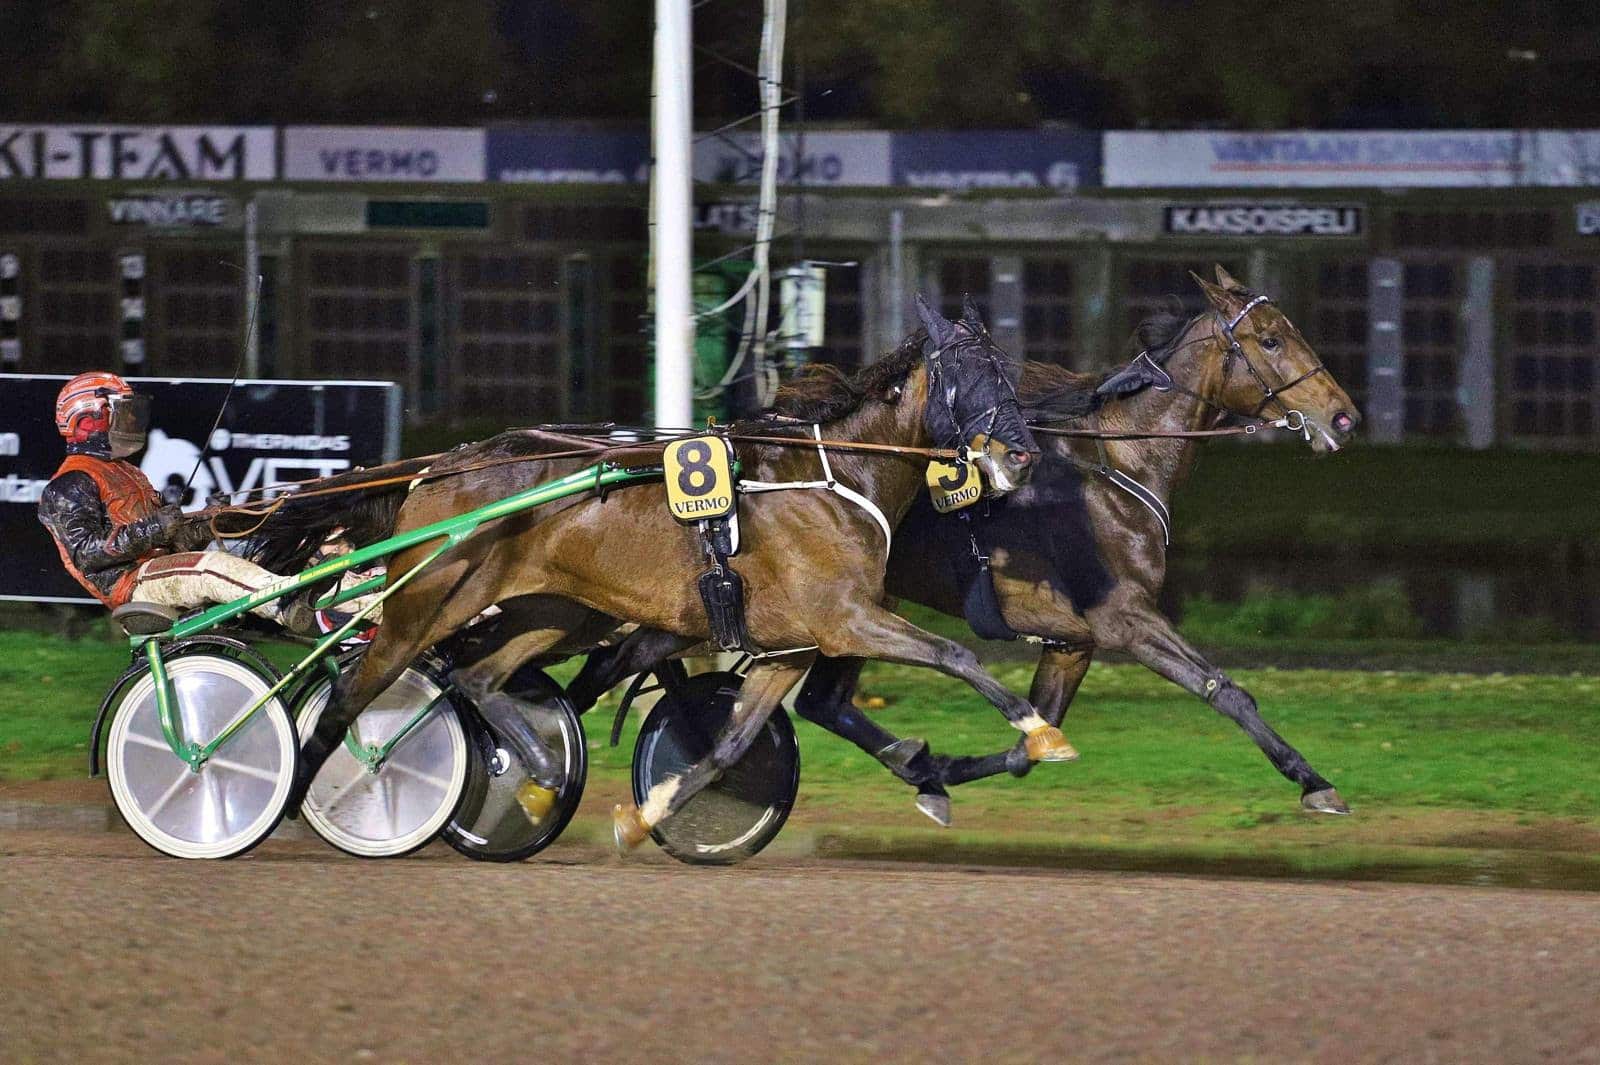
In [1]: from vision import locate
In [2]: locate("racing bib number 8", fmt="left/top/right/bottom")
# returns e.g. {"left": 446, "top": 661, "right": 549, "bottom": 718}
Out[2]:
{"left": 664, "top": 436, "right": 736, "bottom": 523}
{"left": 926, "top": 457, "right": 982, "bottom": 513}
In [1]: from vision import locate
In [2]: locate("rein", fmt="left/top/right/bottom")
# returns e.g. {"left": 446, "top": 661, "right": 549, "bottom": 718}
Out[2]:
{"left": 206, "top": 425, "right": 967, "bottom": 539}
{"left": 1029, "top": 416, "right": 1305, "bottom": 441}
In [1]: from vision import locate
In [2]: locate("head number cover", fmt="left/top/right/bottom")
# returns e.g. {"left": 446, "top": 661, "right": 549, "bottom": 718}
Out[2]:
{"left": 664, "top": 436, "right": 736, "bottom": 523}
{"left": 926, "top": 456, "right": 981, "bottom": 513}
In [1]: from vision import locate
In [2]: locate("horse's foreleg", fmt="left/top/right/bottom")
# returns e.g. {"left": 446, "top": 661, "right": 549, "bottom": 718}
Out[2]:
{"left": 1093, "top": 605, "right": 1346, "bottom": 813}
{"left": 933, "top": 643, "right": 1097, "bottom": 788}
{"left": 793, "top": 654, "right": 955, "bottom": 823}
{"left": 613, "top": 652, "right": 814, "bottom": 850}
{"left": 818, "top": 609, "right": 1077, "bottom": 763}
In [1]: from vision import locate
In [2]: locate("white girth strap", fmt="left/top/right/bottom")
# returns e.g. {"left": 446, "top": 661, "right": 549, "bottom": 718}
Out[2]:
{"left": 737, "top": 424, "right": 894, "bottom": 549}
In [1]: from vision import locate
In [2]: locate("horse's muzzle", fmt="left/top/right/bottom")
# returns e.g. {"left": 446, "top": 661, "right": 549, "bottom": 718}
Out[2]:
{"left": 973, "top": 437, "right": 1037, "bottom": 494}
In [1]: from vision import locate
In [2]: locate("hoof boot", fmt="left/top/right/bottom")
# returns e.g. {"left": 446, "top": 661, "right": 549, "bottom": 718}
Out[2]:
{"left": 612, "top": 803, "right": 653, "bottom": 852}
{"left": 1024, "top": 725, "right": 1079, "bottom": 763}
{"left": 915, "top": 791, "right": 952, "bottom": 828}
{"left": 515, "top": 781, "right": 558, "bottom": 825}
{"left": 1301, "top": 787, "right": 1351, "bottom": 815}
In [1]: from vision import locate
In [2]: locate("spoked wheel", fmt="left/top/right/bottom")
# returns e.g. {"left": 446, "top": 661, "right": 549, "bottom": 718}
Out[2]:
{"left": 631, "top": 670, "right": 800, "bottom": 866}
{"left": 296, "top": 662, "right": 471, "bottom": 859}
{"left": 442, "top": 666, "right": 588, "bottom": 862}
{"left": 105, "top": 652, "right": 299, "bottom": 860}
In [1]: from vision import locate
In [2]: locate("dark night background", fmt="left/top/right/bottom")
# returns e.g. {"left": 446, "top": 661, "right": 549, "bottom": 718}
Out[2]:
{"left": 2, "top": 0, "right": 1596, "bottom": 130}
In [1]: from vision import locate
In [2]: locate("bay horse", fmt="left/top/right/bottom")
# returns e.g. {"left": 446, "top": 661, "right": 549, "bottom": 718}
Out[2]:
{"left": 577, "top": 267, "right": 1361, "bottom": 825}
{"left": 284, "top": 298, "right": 1067, "bottom": 849}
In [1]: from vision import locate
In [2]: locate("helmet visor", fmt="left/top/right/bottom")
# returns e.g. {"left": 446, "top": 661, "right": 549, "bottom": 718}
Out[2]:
{"left": 106, "top": 392, "right": 151, "bottom": 457}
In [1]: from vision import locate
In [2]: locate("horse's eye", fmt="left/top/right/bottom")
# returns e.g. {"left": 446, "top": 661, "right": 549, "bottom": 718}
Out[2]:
{"left": 1260, "top": 336, "right": 1282, "bottom": 353}
{"left": 884, "top": 384, "right": 903, "bottom": 403}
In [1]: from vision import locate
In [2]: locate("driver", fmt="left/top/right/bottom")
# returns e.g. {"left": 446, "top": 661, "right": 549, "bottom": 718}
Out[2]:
{"left": 36, "top": 371, "right": 318, "bottom": 633}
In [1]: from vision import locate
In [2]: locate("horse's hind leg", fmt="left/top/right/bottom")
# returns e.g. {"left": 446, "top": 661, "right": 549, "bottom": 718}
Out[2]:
{"left": 817, "top": 607, "right": 1078, "bottom": 764}
{"left": 564, "top": 627, "right": 702, "bottom": 713}
{"left": 613, "top": 652, "right": 814, "bottom": 851}
{"left": 290, "top": 623, "right": 429, "bottom": 816}
{"left": 449, "top": 600, "right": 616, "bottom": 822}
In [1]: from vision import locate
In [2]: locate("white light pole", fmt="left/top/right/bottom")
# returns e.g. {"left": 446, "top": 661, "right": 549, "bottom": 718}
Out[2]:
{"left": 653, "top": 0, "right": 694, "bottom": 429}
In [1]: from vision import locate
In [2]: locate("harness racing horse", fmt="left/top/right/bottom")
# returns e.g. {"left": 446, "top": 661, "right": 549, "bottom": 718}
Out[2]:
{"left": 578, "top": 267, "right": 1361, "bottom": 826}
{"left": 285, "top": 298, "right": 1063, "bottom": 850}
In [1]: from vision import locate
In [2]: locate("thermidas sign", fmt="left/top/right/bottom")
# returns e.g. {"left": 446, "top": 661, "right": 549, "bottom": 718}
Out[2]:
{"left": 0, "top": 375, "right": 400, "bottom": 603}
{"left": 0, "top": 126, "right": 274, "bottom": 181}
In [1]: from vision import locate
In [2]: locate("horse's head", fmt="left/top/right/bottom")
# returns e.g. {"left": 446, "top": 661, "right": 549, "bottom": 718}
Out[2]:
{"left": 913, "top": 293, "right": 1038, "bottom": 493}
{"left": 1192, "top": 265, "right": 1360, "bottom": 453}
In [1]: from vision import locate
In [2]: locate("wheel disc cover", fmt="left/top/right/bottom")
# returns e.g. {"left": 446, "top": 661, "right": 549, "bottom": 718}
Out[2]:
{"left": 108, "top": 655, "right": 293, "bottom": 858}
{"left": 298, "top": 668, "right": 467, "bottom": 856}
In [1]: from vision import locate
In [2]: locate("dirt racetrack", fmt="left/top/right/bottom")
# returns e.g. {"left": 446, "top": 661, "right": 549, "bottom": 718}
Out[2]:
{"left": 3, "top": 815, "right": 1598, "bottom": 1065}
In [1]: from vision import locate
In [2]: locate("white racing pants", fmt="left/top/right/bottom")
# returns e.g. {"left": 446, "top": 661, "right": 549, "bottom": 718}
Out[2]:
{"left": 129, "top": 551, "right": 292, "bottom": 624}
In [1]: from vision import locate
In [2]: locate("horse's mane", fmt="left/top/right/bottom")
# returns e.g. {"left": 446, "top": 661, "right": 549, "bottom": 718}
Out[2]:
{"left": 765, "top": 330, "right": 925, "bottom": 424}
{"left": 1127, "top": 295, "right": 1197, "bottom": 362}
{"left": 1020, "top": 296, "right": 1205, "bottom": 420}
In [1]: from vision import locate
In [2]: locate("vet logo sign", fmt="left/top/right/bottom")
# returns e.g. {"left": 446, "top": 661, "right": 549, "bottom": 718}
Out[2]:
{"left": 926, "top": 457, "right": 981, "bottom": 513}
{"left": 1165, "top": 203, "right": 1364, "bottom": 237}
{"left": 664, "top": 436, "right": 736, "bottom": 522}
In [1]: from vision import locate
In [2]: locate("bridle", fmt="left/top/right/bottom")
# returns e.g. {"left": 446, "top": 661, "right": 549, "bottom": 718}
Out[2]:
{"left": 924, "top": 328, "right": 1027, "bottom": 455}
{"left": 1072, "top": 294, "right": 1326, "bottom": 444}
{"left": 1214, "top": 294, "right": 1329, "bottom": 423}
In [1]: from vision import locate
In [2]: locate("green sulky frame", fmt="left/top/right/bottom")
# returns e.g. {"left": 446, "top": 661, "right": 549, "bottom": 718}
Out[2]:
{"left": 131, "top": 461, "right": 665, "bottom": 771}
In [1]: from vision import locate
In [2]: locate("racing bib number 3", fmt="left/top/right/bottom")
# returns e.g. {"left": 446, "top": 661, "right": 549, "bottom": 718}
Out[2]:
{"left": 664, "top": 436, "right": 736, "bottom": 523}
{"left": 926, "top": 457, "right": 982, "bottom": 513}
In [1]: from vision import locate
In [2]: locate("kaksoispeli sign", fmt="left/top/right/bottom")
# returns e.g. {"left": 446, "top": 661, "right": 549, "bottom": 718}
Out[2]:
{"left": 1165, "top": 203, "right": 1363, "bottom": 237}
{"left": 0, "top": 375, "right": 400, "bottom": 602}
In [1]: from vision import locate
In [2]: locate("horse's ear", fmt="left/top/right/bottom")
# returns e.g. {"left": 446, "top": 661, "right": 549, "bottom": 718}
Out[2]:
{"left": 914, "top": 293, "right": 957, "bottom": 348}
{"left": 1190, "top": 270, "right": 1241, "bottom": 314}
{"left": 960, "top": 293, "right": 986, "bottom": 331}
{"left": 1213, "top": 263, "right": 1247, "bottom": 292}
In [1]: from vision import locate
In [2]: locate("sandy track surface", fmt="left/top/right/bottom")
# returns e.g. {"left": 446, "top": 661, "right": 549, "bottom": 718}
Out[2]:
{"left": 3, "top": 825, "right": 1598, "bottom": 1064}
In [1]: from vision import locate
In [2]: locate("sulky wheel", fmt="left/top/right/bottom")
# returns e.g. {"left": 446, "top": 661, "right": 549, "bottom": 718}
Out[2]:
{"left": 442, "top": 665, "right": 588, "bottom": 863}
{"left": 105, "top": 652, "right": 299, "bottom": 860}
{"left": 296, "top": 662, "right": 471, "bottom": 859}
{"left": 631, "top": 669, "right": 800, "bottom": 866}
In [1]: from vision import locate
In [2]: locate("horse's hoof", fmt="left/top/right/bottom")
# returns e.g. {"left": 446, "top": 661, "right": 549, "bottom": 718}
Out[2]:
{"left": 915, "top": 792, "right": 952, "bottom": 828}
{"left": 515, "top": 781, "right": 558, "bottom": 825}
{"left": 1301, "top": 787, "right": 1351, "bottom": 815}
{"left": 877, "top": 737, "right": 929, "bottom": 774}
{"left": 1024, "top": 725, "right": 1079, "bottom": 763}
{"left": 612, "top": 803, "right": 653, "bottom": 852}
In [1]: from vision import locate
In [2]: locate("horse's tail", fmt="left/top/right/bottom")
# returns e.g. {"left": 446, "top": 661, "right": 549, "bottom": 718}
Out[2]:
{"left": 232, "top": 458, "right": 432, "bottom": 574}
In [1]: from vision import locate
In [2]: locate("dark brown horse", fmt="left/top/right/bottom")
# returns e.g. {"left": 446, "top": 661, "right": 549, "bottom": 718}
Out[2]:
{"left": 285, "top": 298, "right": 1068, "bottom": 850}
{"left": 580, "top": 267, "right": 1361, "bottom": 825}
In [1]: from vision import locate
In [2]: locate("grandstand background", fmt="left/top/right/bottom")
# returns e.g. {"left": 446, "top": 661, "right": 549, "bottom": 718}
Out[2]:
{"left": 4, "top": 124, "right": 1599, "bottom": 447}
